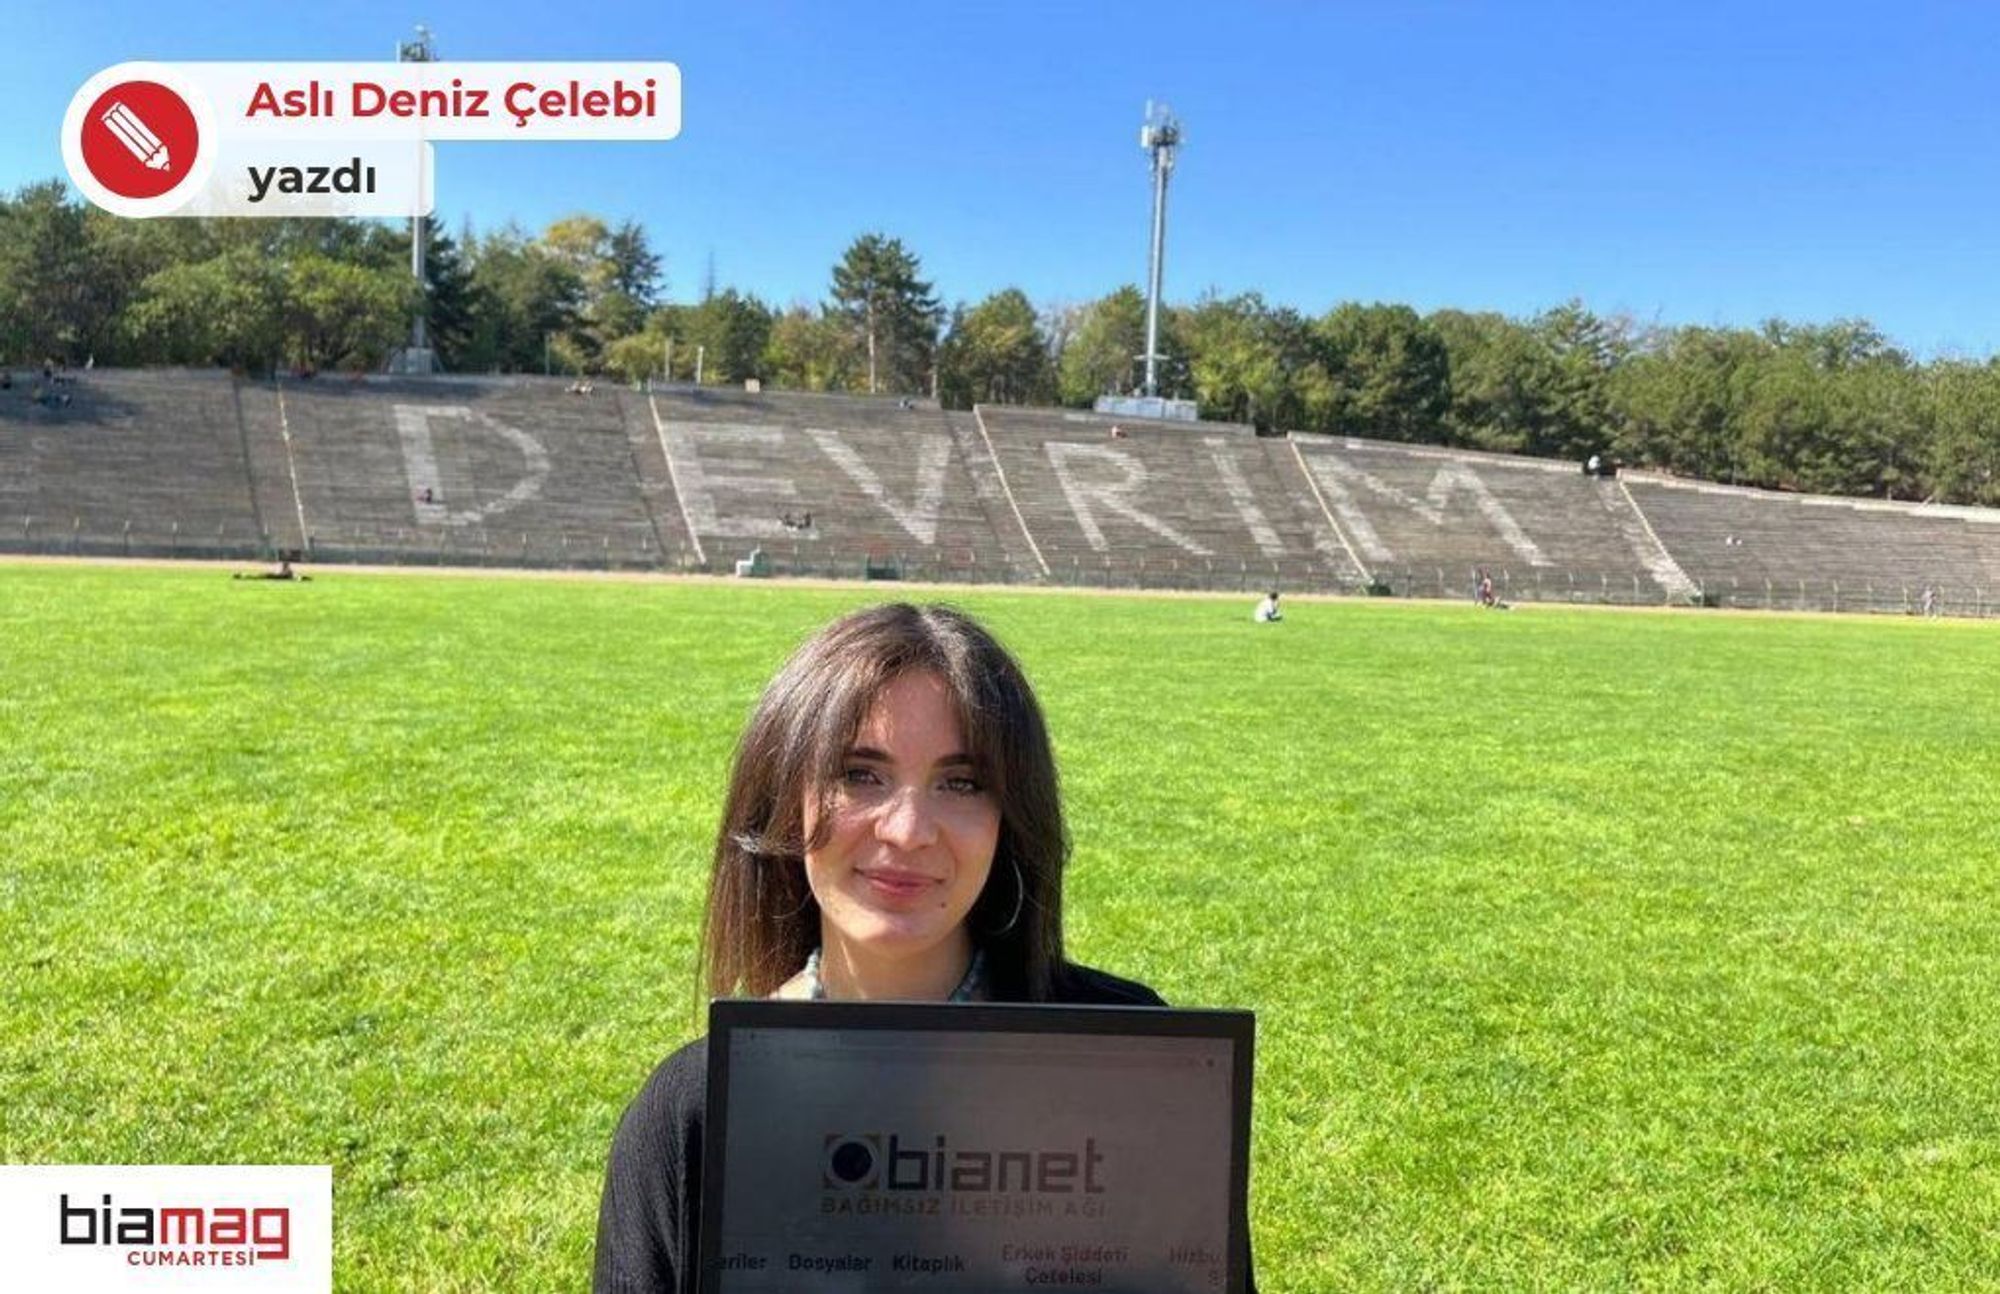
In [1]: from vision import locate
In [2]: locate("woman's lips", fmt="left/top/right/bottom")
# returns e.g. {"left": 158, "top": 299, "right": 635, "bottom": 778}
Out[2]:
{"left": 857, "top": 869, "right": 937, "bottom": 903}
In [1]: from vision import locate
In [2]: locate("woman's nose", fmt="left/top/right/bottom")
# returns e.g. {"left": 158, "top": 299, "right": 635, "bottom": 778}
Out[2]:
{"left": 873, "top": 784, "right": 938, "bottom": 848}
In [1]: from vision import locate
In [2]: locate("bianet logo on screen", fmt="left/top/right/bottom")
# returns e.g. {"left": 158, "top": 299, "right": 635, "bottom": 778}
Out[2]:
{"left": 59, "top": 1192, "right": 291, "bottom": 1266}
{"left": 822, "top": 1133, "right": 1106, "bottom": 1195}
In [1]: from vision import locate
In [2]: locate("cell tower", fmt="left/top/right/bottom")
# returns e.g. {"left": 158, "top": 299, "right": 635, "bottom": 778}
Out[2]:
{"left": 1138, "top": 101, "right": 1181, "bottom": 399}
{"left": 387, "top": 23, "right": 439, "bottom": 374}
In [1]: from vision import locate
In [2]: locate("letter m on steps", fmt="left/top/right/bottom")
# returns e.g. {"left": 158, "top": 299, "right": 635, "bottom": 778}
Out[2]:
{"left": 1308, "top": 455, "right": 1552, "bottom": 567}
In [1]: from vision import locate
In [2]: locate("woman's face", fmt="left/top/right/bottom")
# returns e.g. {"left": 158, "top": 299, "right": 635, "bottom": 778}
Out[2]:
{"left": 804, "top": 670, "right": 1001, "bottom": 978}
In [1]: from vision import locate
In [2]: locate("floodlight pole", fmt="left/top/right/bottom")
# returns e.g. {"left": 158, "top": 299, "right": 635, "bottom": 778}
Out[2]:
{"left": 1139, "top": 102, "right": 1181, "bottom": 399}
{"left": 398, "top": 25, "right": 437, "bottom": 369}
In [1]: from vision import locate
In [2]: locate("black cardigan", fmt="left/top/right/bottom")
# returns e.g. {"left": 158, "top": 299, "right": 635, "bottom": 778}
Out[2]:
{"left": 592, "top": 963, "right": 1171, "bottom": 1294}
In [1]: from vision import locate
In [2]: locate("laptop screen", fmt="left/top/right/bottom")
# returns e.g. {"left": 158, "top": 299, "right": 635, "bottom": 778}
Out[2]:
{"left": 700, "top": 1000, "right": 1253, "bottom": 1294}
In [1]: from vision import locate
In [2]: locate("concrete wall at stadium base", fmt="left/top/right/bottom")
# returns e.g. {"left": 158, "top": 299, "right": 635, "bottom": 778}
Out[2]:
{"left": 7, "top": 368, "right": 2000, "bottom": 616}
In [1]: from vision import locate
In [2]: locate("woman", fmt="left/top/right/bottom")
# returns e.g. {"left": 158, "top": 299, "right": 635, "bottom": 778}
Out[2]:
{"left": 593, "top": 603, "right": 1163, "bottom": 1294}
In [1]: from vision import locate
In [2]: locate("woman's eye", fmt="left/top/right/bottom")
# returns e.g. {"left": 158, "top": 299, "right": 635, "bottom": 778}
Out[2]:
{"left": 841, "top": 766, "right": 881, "bottom": 787}
{"left": 942, "top": 775, "right": 983, "bottom": 795}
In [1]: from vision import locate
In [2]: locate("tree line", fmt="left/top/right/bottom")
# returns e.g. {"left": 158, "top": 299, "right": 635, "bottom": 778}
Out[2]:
{"left": 3, "top": 179, "right": 1996, "bottom": 505}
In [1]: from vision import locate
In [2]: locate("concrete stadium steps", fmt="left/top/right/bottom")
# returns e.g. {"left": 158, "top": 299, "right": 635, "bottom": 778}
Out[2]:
{"left": 939, "top": 409, "right": 1044, "bottom": 581}
{"left": 975, "top": 407, "right": 1349, "bottom": 592}
{"left": 236, "top": 381, "right": 306, "bottom": 553}
{"left": 644, "top": 385, "right": 1018, "bottom": 582}
{"left": 0, "top": 368, "right": 264, "bottom": 558}
{"left": 610, "top": 387, "right": 700, "bottom": 567}
{"left": 1625, "top": 475, "right": 2000, "bottom": 613}
{"left": 1287, "top": 436, "right": 1690, "bottom": 604}
{"left": 277, "top": 376, "right": 667, "bottom": 568}
{"left": 1256, "top": 438, "right": 1373, "bottom": 590}
{"left": 16, "top": 369, "right": 2000, "bottom": 617}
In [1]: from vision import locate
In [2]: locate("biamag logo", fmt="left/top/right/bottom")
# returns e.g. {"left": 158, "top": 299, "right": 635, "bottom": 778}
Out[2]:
{"left": 60, "top": 1192, "right": 291, "bottom": 1265}
{"left": 0, "top": 1165, "right": 331, "bottom": 1292}
{"left": 821, "top": 1133, "right": 1106, "bottom": 1194}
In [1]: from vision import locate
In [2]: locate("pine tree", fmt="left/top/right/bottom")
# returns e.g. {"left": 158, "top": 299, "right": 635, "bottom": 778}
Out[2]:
{"left": 827, "top": 233, "right": 943, "bottom": 394}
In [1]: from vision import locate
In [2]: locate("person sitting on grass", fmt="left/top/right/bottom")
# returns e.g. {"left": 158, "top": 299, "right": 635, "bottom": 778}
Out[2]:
{"left": 1254, "top": 590, "right": 1283, "bottom": 623}
{"left": 233, "top": 558, "right": 308, "bottom": 582}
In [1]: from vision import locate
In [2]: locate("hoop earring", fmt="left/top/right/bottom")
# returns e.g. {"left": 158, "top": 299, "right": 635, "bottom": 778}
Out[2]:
{"left": 984, "top": 857, "right": 1025, "bottom": 937}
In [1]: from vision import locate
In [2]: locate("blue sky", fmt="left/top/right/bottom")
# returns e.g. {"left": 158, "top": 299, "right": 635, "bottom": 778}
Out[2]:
{"left": 10, "top": 1, "right": 2000, "bottom": 355}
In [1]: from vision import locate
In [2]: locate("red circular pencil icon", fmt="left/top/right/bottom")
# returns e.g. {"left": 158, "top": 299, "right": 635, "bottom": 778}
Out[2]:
{"left": 80, "top": 80, "right": 199, "bottom": 200}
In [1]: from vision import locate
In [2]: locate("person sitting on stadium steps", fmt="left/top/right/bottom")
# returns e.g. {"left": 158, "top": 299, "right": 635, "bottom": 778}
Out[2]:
{"left": 1254, "top": 590, "right": 1283, "bottom": 623}
{"left": 593, "top": 603, "right": 1234, "bottom": 1294}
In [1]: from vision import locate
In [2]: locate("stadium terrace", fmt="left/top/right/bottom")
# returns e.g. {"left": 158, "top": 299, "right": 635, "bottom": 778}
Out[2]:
{"left": 6, "top": 371, "right": 1999, "bottom": 617}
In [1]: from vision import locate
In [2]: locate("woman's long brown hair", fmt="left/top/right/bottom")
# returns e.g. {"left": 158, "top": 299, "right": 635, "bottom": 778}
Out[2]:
{"left": 699, "top": 603, "right": 1067, "bottom": 1003}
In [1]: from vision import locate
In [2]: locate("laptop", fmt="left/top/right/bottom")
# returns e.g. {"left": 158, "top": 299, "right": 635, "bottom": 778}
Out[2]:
{"left": 699, "top": 999, "right": 1254, "bottom": 1293}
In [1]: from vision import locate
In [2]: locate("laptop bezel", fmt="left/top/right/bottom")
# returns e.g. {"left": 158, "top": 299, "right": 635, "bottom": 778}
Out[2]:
{"left": 698, "top": 999, "right": 1254, "bottom": 1294}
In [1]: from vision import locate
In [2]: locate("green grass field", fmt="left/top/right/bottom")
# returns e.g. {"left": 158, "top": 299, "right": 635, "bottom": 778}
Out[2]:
{"left": 3, "top": 562, "right": 1998, "bottom": 1291}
